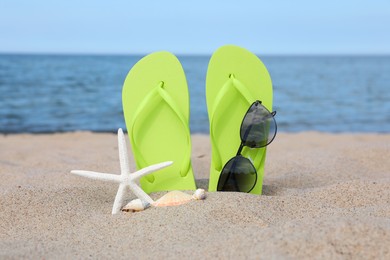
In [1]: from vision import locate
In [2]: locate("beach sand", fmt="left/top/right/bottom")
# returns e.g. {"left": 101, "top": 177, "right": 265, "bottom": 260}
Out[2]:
{"left": 0, "top": 132, "right": 389, "bottom": 259}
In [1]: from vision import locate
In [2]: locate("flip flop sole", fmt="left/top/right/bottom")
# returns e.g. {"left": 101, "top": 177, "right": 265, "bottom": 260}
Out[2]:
{"left": 122, "top": 52, "right": 197, "bottom": 193}
{"left": 206, "top": 45, "right": 273, "bottom": 194}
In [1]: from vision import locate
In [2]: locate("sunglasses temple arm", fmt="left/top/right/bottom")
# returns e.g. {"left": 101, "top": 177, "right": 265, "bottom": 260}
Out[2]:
{"left": 236, "top": 142, "right": 244, "bottom": 156}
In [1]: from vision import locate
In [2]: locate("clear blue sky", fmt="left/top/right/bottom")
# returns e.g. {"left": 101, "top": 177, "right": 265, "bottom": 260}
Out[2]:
{"left": 1, "top": 0, "right": 389, "bottom": 55}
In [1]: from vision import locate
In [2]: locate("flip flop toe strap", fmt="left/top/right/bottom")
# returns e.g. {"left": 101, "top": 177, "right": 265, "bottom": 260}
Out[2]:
{"left": 129, "top": 81, "right": 191, "bottom": 181}
{"left": 210, "top": 74, "right": 254, "bottom": 171}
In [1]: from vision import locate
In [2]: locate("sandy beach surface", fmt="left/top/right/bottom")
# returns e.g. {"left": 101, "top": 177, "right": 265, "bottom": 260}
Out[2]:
{"left": 0, "top": 132, "right": 389, "bottom": 259}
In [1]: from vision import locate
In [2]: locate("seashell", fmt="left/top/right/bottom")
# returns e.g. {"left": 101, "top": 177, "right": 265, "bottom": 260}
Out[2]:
{"left": 122, "top": 199, "right": 150, "bottom": 212}
{"left": 192, "top": 189, "right": 206, "bottom": 200}
{"left": 152, "top": 190, "right": 193, "bottom": 207}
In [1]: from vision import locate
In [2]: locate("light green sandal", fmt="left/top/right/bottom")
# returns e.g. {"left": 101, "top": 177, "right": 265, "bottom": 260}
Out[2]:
{"left": 122, "top": 51, "right": 197, "bottom": 193}
{"left": 206, "top": 45, "right": 273, "bottom": 194}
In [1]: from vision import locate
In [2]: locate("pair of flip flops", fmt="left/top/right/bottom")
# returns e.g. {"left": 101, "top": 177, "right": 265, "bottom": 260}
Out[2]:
{"left": 122, "top": 45, "right": 273, "bottom": 195}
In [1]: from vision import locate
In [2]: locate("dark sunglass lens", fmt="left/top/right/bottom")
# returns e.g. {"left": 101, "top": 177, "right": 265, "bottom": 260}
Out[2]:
{"left": 217, "top": 156, "right": 257, "bottom": 192}
{"left": 240, "top": 101, "right": 277, "bottom": 148}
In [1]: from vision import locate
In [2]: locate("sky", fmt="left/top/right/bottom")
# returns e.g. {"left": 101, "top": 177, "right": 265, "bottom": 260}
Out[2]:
{"left": 0, "top": 0, "right": 389, "bottom": 55}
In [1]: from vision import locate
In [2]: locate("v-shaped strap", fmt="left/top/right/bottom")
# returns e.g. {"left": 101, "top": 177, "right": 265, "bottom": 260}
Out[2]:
{"left": 129, "top": 81, "right": 191, "bottom": 182}
{"left": 209, "top": 74, "right": 254, "bottom": 171}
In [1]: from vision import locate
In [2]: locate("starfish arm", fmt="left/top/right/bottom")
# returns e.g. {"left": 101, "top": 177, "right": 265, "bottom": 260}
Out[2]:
{"left": 117, "top": 128, "right": 131, "bottom": 177}
{"left": 128, "top": 182, "right": 154, "bottom": 204}
{"left": 70, "top": 170, "right": 121, "bottom": 183}
{"left": 112, "top": 183, "right": 128, "bottom": 214}
{"left": 130, "top": 161, "right": 173, "bottom": 181}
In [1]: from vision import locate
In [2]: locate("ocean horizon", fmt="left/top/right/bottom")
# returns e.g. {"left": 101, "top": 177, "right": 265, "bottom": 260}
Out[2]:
{"left": 0, "top": 53, "right": 389, "bottom": 134}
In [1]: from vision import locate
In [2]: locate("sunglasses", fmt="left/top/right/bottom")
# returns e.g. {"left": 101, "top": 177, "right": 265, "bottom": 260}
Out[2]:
{"left": 217, "top": 100, "right": 277, "bottom": 192}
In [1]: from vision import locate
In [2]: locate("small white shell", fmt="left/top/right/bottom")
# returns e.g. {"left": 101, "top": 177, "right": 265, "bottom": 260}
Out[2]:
{"left": 122, "top": 199, "right": 150, "bottom": 212}
{"left": 192, "top": 189, "right": 206, "bottom": 200}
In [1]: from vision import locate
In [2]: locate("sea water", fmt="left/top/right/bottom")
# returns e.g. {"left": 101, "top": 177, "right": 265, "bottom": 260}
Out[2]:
{"left": 0, "top": 54, "right": 389, "bottom": 133}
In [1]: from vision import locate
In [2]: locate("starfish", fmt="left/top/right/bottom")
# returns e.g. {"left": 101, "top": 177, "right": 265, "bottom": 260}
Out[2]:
{"left": 70, "top": 128, "right": 172, "bottom": 214}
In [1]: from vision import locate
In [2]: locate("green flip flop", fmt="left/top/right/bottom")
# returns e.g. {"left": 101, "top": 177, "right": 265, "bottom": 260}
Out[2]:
{"left": 122, "top": 51, "right": 197, "bottom": 193}
{"left": 206, "top": 45, "right": 273, "bottom": 194}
